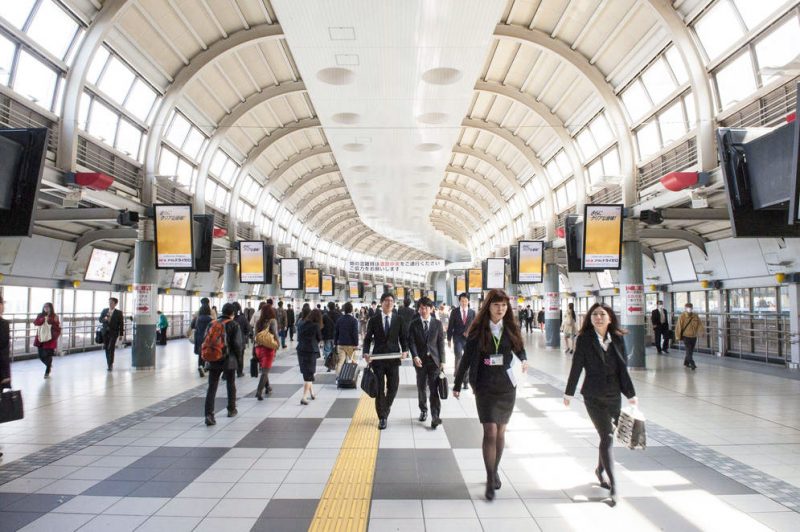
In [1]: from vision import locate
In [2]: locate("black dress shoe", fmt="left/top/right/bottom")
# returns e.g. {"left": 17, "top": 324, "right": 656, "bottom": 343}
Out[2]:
{"left": 419, "top": 411, "right": 428, "bottom": 422}
{"left": 431, "top": 418, "right": 441, "bottom": 429}
{"left": 485, "top": 481, "right": 495, "bottom": 501}
{"left": 204, "top": 415, "right": 216, "bottom": 426}
{"left": 227, "top": 408, "right": 238, "bottom": 417}
{"left": 378, "top": 418, "right": 387, "bottom": 430}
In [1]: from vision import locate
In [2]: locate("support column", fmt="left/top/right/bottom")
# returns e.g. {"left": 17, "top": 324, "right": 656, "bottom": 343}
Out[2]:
{"left": 132, "top": 219, "right": 157, "bottom": 369}
{"left": 544, "top": 248, "right": 560, "bottom": 348}
{"left": 620, "top": 220, "right": 646, "bottom": 368}
{"left": 223, "top": 251, "right": 240, "bottom": 304}
{"left": 787, "top": 281, "right": 800, "bottom": 369}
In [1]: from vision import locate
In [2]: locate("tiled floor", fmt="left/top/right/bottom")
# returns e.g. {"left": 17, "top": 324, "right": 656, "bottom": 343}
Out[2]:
{"left": 0, "top": 334, "right": 799, "bottom": 530}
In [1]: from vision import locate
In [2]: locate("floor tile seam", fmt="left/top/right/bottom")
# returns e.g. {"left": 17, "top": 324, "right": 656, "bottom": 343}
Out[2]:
{"left": 526, "top": 367, "right": 800, "bottom": 512}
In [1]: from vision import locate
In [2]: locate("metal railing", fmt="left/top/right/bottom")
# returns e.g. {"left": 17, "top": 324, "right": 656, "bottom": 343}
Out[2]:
{"left": 6, "top": 312, "right": 194, "bottom": 360}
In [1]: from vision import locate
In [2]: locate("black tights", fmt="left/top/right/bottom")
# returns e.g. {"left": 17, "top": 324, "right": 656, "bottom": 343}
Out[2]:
{"left": 482, "top": 423, "right": 507, "bottom": 482}
{"left": 597, "top": 431, "right": 615, "bottom": 487}
{"left": 585, "top": 396, "right": 620, "bottom": 488}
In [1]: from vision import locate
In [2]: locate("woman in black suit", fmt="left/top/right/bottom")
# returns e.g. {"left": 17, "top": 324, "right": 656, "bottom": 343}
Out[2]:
{"left": 564, "top": 302, "right": 637, "bottom": 506}
{"left": 453, "top": 289, "right": 528, "bottom": 501}
{"left": 296, "top": 307, "right": 322, "bottom": 405}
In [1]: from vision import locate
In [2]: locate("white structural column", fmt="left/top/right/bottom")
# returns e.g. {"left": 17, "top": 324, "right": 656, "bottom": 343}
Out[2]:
{"left": 57, "top": 0, "right": 129, "bottom": 172}
{"left": 644, "top": 0, "right": 716, "bottom": 171}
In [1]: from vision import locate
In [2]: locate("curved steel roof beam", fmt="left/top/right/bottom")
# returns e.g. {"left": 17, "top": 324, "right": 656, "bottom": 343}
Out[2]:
{"left": 281, "top": 167, "right": 342, "bottom": 204}
{"left": 638, "top": 228, "right": 707, "bottom": 256}
{"left": 432, "top": 197, "right": 482, "bottom": 230}
{"left": 306, "top": 199, "right": 354, "bottom": 229}
{"left": 319, "top": 215, "right": 360, "bottom": 241}
{"left": 431, "top": 217, "right": 468, "bottom": 244}
{"left": 435, "top": 193, "right": 490, "bottom": 224}
{"left": 431, "top": 208, "right": 473, "bottom": 238}
{"left": 290, "top": 183, "right": 348, "bottom": 215}
{"left": 439, "top": 182, "right": 494, "bottom": 215}
{"left": 298, "top": 192, "right": 352, "bottom": 223}
{"left": 445, "top": 164, "right": 507, "bottom": 207}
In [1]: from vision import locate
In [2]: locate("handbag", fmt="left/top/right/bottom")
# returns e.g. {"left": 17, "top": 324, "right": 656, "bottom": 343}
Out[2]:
{"left": 250, "top": 356, "right": 259, "bottom": 377}
{"left": 186, "top": 326, "right": 195, "bottom": 344}
{"left": 0, "top": 389, "right": 24, "bottom": 423}
{"left": 614, "top": 406, "right": 647, "bottom": 450}
{"left": 360, "top": 366, "right": 378, "bottom": 398}
{"left": 255, "top": 328, "right": 279, "bottom": 350}
{"left": 37, "top": 321, "right": 52, "bottom": 343}
{"left": 95, "top": 324, "right": 105, "bottom": 344}
{"left": 324, "top": 349, "right": 337, "bottom": 371}
{"left": 437, "top": 371, "right": 449, "bottom": 400}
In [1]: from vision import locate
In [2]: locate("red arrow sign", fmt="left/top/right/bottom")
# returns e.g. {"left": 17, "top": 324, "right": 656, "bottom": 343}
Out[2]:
{"left": 628, "top": 306, "right": 642, "bottom": 312}
{"left": 137, "top": 306, "right": 150, "bottom": 312}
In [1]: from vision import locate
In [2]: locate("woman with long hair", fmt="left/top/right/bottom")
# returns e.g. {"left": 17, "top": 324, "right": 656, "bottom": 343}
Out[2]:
{"left": 254, "top": 304, "right": 278, "bottom": 399}
{"left": 34, "top": 302, "right": 61, "bottom": 378}
{"left": 453, "top": 289, "right": 528, "bottom": 501}
{"left": 564, "top": 302, "right": 637, "bottom": 506}
{"left": 296, "top": 307, "right": 322, "bottom": 404}
{"left": 561, "top": 302, "right": 578, "bottom": 354}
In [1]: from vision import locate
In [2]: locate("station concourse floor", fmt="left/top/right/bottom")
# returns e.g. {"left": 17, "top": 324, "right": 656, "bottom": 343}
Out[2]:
{"left": 1, "top": 334, "right": 800, "bottom": 531}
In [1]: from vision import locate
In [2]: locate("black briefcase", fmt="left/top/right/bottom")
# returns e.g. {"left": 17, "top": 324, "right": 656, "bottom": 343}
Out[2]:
{"left": 250, "top": 357, "right": 259, "bottom": 378}
{"left": 360, "top": 366, "right": 378, "bottom": 398}
{"left": 0, "top": 389, "right": 24, "bottom": 423}
{"left": 437, "top": 372, "right": 449, "bottom": 400}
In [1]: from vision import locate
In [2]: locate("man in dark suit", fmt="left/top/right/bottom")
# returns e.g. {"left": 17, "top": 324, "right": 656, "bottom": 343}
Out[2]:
{"left": 99, "top": 297, "right": 124, "bottom": 371}
{"left": 650, "top": 300, "right": 670, "bottom": 354}
{"left": 447, "top": 292, "right": 475, "bottom": 389}
{"left": 397, "top": 298, "right": 416, "bottom": 338}
{"left": 408, "top": 297, "right": 445, "bottom": 429}
{"left": 363, "top": 292, "right": 409, "bottom": 430}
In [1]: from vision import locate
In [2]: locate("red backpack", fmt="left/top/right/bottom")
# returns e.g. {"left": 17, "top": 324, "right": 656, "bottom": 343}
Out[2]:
{"left": 201, "top": 319, "right": 231, "bottom": 362}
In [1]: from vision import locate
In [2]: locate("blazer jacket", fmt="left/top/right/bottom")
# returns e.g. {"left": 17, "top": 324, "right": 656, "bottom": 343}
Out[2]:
{"left": 564, "top": 331, "right": 636, "bottom": 399}
{"left": 363, "top": 311, "right": 408, "bottom": 367}
{"left": 408, "top": 316, "right": 445, "bottom": 367}
{"left": 296, "top": 319, "right": 322, "bottom": 354}
{"left": 453, "top": 330, "right": 527, "bottom": 391}
{"left": 447, "top": 307, "right": 475, "bottom": 342}
{"left": 650, "top": 308, "right": 669, "bottom": 330}
{"left": 99, "top": 308, "right": 124, "bottom": 337}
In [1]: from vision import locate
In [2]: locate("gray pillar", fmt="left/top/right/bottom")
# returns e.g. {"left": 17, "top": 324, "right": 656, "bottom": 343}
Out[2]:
{"left": 620, "top": 220, "right": 646, "bottom": 368}
{"left": 132, "top": 221, "right": 157, "bottom": 370}
{"left": 544, "top": 249, "right": 560, "bottom": 348}
{"left": 787, "top": 282, "right": 800, "bottom": 369}
{"left": 223, "top": 259, "right": 240, "bottom": 305}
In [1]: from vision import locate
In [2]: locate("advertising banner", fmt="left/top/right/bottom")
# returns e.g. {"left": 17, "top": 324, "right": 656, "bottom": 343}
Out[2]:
{"left": 545, "top": 291, "right": 560, "bottom": 319}
{"left": 281, "top": 258, "right": 300, "bottom": 290}
{"left": 348, "top": 280, "right": 361, "bottom": 299}
{"left": 582, "top": 204, "right": 623, "bottom": 270}
{"left": 456, "top": 275, "right": 466, "bottom": 295}
{"left": 304, "top": 268, "right": 320, "bottom": 294}
{"left": 154, "top": 204, "right": 194, "bottom": 269}
{"left": 346, "top": 260, "right": 445, "bottom": 273}
{"left": 321, "top": 275, "right": 334, "bottom": 296}
{"left": 239, "top": 241, "right": 266, "bottom": 283}
{"left": 517, "top": 240, "right": 544, "bottom": 283}
{"left": 486, "top": 258, "right": 505, "bottom": 289}
{"left": 413, "top": 288, "right": 422, "bottom": 301}
{"left": 396, "top": 286, "right": 406, "bottom": 300}
{"left": 467, "top": 269, "right": 482, "bottom": 294}
{"left": 622, "top": 284, "right": 645, "bottom": 325}
{"left": 134, "top": 283, "right": 157, "bottom": 325}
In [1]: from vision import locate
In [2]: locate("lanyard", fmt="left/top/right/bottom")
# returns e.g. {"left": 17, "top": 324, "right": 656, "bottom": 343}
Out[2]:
{"left": 492, "top": 331, "right": 502, "bottom": 354}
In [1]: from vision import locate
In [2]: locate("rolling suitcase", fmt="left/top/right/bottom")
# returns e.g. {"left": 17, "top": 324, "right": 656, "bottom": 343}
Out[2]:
{"left": 337, "top": 361, "right": 359, "bottom": 389}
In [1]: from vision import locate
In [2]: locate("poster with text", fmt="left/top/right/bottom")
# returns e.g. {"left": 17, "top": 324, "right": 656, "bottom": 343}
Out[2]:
{"left": 348, "top": 280, "right": 361, "bottom": 299}
{"left": 396, "top": 286, "right": 406, "bottom": 300}
{"left": 517, "top": 240, "right": 544, "bottom": 283}
{"left": 413, "top": 288, "right": 422, "bottom": 301}
{"left": 467, "top": 270, "right": 482, "bottom": 294}
{"left": 456, "top": 275, "right": 466, "bottom": 295}
{"left": 281, "top": 258, "right": 300, "bottom": 290}
{"left": 154, "top": 204, "right": 194, "bottom": 269}
{"left": 374, "top": 284, "right": 384, "bottom": 298}
{"left": 239, "top": 241, "right": 266, "bottom": 283}
{"left": 582, "top": 204, "right": 623, "bottom": 270}
{"left": 486, "top": 258, "right": 505, "bottom": 289}
{"left": 426, "top": 290, "right": 435, "bottom": 301}
{"left": 321, "top": 275, "right": 334, "bottom": 296}
{"left": 304, "top": 268, "right": 320, "bottom": 294}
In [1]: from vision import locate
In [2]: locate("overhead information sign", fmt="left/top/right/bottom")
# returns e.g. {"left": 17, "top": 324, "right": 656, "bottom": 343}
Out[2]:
{"left": 281, "top": 258, "right": 301, "bottom": 290}
{"left": 346, "top": 260, "right": 445, "bottom": 273}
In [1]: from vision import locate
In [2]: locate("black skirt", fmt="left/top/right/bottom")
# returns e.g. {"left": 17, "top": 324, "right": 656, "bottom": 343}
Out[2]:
{"left": 297, "top": 350, "right": 317, "bottom": 382}
{"left": 474, "top": 364, "right": 516, "bottom": 424}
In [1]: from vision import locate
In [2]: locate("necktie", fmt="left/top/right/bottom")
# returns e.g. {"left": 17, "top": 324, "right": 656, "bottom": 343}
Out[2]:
{"left": 423, "top": 320, "right": 429, "bottom": 336}
{"left": 384, "top": 315, "right": 390, "bottom": 335}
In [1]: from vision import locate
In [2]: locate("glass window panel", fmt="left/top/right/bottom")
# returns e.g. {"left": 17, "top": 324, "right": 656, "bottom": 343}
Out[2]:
{"left": 576, "top": 129, "right": 597, "bottom": 161}
{"left": 125, "top": 79, "right": 156, "bottom": 122}
{"left": 219, "top": 159, "right": 237, "bottom": 185}
{"left": 556, "top": 186, "right": 567, "bottom": 210}
{"left": 555, "top": 150, "right": 571, "bottom": 177}
{"left": 14, "top": 50, "right": 57, "bottom": 109}
{"left": 98, "top": 57, "right": 134, "bottom": 105}
{"left": 684, "top": 93, "right": 696, "bottom": 129}
{"left": 30, "top": 287, "right": 53, "bottom": 315}
{"left": 752, "top": 287, "right": 777, "bottom": 313}
{"left": 716, "top": 52, "right": 757, "bottom": 109}
{"left": 545, "top": 160, "right": 561, "bottom": 185}
{"left": 206, "top": 180, "right": 218, "bottom": 204}
{"left": 565, "top": 179, "right": 576, "bottom": 203}
{"left": 27, "top": 0, "right": 78, "bottom": 60}
{"left": 602, "top": 148, "right": 620, "bottom": 177}
{"left": 588, "top": 160, "right": 603, "bottom": 183}
{"left": 694, "top": 1, "right": 745, "bottom": 61}
{"left": 729, "top": 288, "right": 751, "bottom": 312}
{"left": 733, "top": 0, "right": 787, "bottom": 29}
{"left": 167, "top": 113, "right": 191, "bottom": 148}
{"left": 641, "top": 58, "right": 677, "bottom": 105}
{"left": 707, "top": 290, "right": 721, "bottom": 313}
{"left": 658, "top": 100, "right": 687, "bottom": 145}
{"left": 0, "top": 34, "right": 15, "bottom": 86}
{"left": 665, "top": 46, "right": 689, "bottom": 85}
{"left": 176, "top": 158, "right": 194, "bottom": 189}
{"left": 636, "top": 121, "right": 661, "bottom": 159}
{"left": 86, "top": 99, "right": 118, "bottom": 143}
{"left": 78, "top": 91, "right": 90, "bottom": 130}
{"left": 209, "top": 150, "right": 226, "bottom": 177}
{"left": 689, "top": 291, "right": 707, "bottom": 312}
{"left": 116, "top": 119, "right": 141, "bottom": 158}
{"left": 755, "top": 17, "right": 800, "bottom": 85}
{"left": 158, "top": 147, "right": 178, "bottom": 177}
{"left": 0, "top": 0, "right": 36, "bottom": 29}
{"left": 590, "top": 114, "right": 613, "bottom": 147}
{"left": 621, "top": 80, "right": 651, "bottom": 123}
{"left": 2, "top": 286, "right": 27, "bottom": 315}
{"left": 94, "top": 291, "right": 111, "bottom": 314}
{"left": 86, "top": 46, "right": 109, "bottom": 85}
{"left": 182, "top": 127, "right": 205, "bottom": 159}
{"left": 61, "top": 289, "right": 74, "bottom": 315}
{"left": 215, "top": 187, "right": 229, "bottom": 210}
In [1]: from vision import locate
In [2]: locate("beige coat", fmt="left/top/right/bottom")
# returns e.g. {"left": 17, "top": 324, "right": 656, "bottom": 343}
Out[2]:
{"left": 675, "top": 311, "right": 703, "bottom": 339}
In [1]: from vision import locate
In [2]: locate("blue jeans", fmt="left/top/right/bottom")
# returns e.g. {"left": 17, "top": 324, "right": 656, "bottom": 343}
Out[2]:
{"left": 278, "top": 329, "right": 287, "bottom": 348}
{"left": 323, "top": 339, "right": 334, "bottom": 359}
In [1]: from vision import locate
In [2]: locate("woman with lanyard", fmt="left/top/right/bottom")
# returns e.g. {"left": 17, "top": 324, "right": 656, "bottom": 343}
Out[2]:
{"left": 563, "top": 302, "right": 637, "bottom": 506}
{"left": 453, "top": 288, "right": 528, "bottom": 501}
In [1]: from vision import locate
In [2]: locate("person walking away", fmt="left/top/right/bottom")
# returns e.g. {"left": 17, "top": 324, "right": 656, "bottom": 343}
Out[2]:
{"left": 438, "top": 304, "right": 449, "bottom": 335}
{"left": 321, "top": 306, "right": 336, "bottom": 371}
{"left": 254, "top": 304, "right": 278, "bottom": 399}
{"left": 561, "top": 302, "right": 578, "bottom": 354}
{"left": 202, "top": 303, "right": 242, "bottom": 426}
{"left": 675, "top": 303, "right": 702, "bottom": 370}
{"left": 447, "top": 293, "right": 475, "bottom": 390}
{"left": 0, "top": 295, "right": 10, "bottom": 458}
{"left": 409, "top": 297, "right": 445, "bottom": 429}
{"left": 363, "top": 292, "right": 410, "bottom": 430}
{"left": 650, "top": 300, "right": 670, "bottom": 354}
{"left": 156, "top": 311, "right": 168, "bottom": 345}
{"left": 250, "top": 301, "right": 265, "bottom": 333}
{"left": 453, "top": 289, "right": 528, "bottom": 500}
{"left": 334, "top": 302, "right": 359, "bottom": 374}
{"left": 296, "top": 308, "right": 323, "bottom": 404}
{"left": 34, "top": 302, "right": 61, "bottom": 378}
{"left": 563, "top": 302, "right": 637, "bottom": 506}
{"left": 525, "top": 305, "right": 534, "bottom": 333}
{"left": 99, "top": 297, "right": 124, "bottom": 371}
{"left": 358, "top": 307, "right": 369, "bottom": 338}
{"left": 537, "top": 309, "right": 545, "bottom": 332}
{"left": 398, "top": 298, "right": 416, "bottom": 339}
{"left": 232, "top": 302, "right": 251, "bottom": 377}
{"left": 518, "top": 306, "right": 528, "bottom": 332}
{"left": 192, "top": 301, "right": 213, "bottom": 377}
{"left": 287, "top": 304, "right": 296, "bottom": 342}
{"left": 276, "top": 301, "right": 288, "bottom": 349}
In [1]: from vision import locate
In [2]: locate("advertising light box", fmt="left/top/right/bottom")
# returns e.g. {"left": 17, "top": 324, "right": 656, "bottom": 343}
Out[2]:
{"left": 154, "top": 204, "right": 194, "bottom": 269}
{"left": 582, "top": 204, "right": 623, "bottom": 270}
{"left": 517, "top": 240, "right": 544, "bottom": 283}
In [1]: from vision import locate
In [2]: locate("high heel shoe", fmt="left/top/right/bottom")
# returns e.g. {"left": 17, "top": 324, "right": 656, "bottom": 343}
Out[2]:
{"left": 310, "top": 391, "right": 316, "bottom": 400}
{"left": 494, "top": 472, "right": 502, "bottom": 490}
{"left": 485, "top": 477, "right": 496, "bottom": 501}
{"left": 300, "top": 398, "right": 309, "bottom": 405}
{"left": 608, "top": 484, "right": 617, "bottom": 507}
{"left": 595, "top": 467, "right": 611, "bottom": 490}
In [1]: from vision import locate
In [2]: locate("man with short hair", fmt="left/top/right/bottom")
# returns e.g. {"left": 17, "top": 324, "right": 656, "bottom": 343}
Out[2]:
{"left": 447, "top": 293, "right": 475, "bottom": 389}
{"left": 650, "top": 300, "right": 670, "bottom": 354}
{"left": 276, "top": 300, "right": 288, "bottom": 349}
{"left": 334, "top": 302, "right": 360, "bottom": 373}
{"left": 99, "top": 297, "right": 124, "bottom": 371}
{"left": 397, "top": 298, "right": 416, "bottom": 338}
{"left": 368, "top": 301, "right": 378, "bottom": 319}
{"left": 675, "top": 302, "right": 702, "bottom": 370}
{"left": 204, "top": 303, "right": 243, "bottom": 425}
{"left": 287, "top": 304, "right": 296, "bottom": 342}
{"left": 363, "top": 293, "right": 409, "bottom": 429}
{"left": 409, "top": 297, "right": 445, "bottom": 429}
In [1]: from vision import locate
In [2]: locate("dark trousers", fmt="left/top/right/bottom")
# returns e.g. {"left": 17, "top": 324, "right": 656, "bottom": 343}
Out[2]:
{"left": 288, "top": 325, "right": 295, "bottom": 341}
{"left": 372, "top": 362, "right": 400, "bottom": 420}
{"left": 104, "top": 334, "right": 118, "bottom": 368}
{"left": 37, "top": 347, "right": 54, "bottom": 372}
{"left": 654, "top": 327, "right": 670, "bottom": 352}
{"left": 525, "top": 318, "right": 534, "bottom": 332}
{"left": 683, "top": 336, "right": 697, "bottom": 367}
{"left": 279, "top": 329, "right": 287, "bottom": 348}
{"left": 205, "top": 368, "right": 236, "bottom": 415}
{"left": 584, "top": 393, "right": 622, "bottom": 486}
{"left": 415, "top": 358, "right": 441, "bottom": 420}
{"left": 157, "top": 328, "right": 167, "bottom": 345}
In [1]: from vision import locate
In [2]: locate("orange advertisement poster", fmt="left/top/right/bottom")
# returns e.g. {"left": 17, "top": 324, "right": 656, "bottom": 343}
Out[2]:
{"left": 467, "top": 269, "right": 482, "bottom": 294}
{"left": 304, "top": 268, "right": 320, "bottom": 294}
{"left": 154, "top": 204, "right": 193, "bottom": 269}
{"left": 456, "top": 276, "right": 466, "bottom": 294}
{"left": 321, "top": 275, "right": 334, "bottom": 296}
{"left": 518, "top": 240, "right": 544, "bottom": 283}
{"left": 583, "top": 204, "right": 623, "bottom": 269}
{"left": 239, "top": 241, "right": 265, "bottom": 283}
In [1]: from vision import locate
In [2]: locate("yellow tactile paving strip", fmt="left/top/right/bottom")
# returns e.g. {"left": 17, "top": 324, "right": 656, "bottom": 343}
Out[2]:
{"left": 309, "top": 394, "right": 379, "bottom": 532}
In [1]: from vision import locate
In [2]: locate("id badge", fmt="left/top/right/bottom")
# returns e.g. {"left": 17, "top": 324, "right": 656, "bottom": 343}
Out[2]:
{"left": 484, "top": 355, "right": 504, "bottom": 366}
